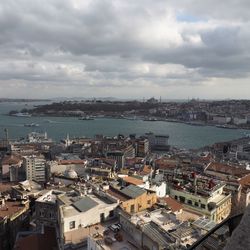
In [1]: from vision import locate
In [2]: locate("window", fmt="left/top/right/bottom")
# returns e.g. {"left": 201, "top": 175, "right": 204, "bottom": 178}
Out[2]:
{"left": 194, "top": 202, "right": 199, "bottom": 207}
{"left": 175, "top": 195, "right": 178, "bottom": 200}
{"left": 130, "top": 204, "right": 135, "bottom": 213}
{"left": 201, "top": 204, "right": 206, "bottom": 209}
{"left": 69, "top": 221, "right": 75, "bottom": 229}
{"left": 179, "top": 196, "right": 185, "bottom": 203}
{"left": 187, "top": 200, "right": 192, "bottom": 205}
{"left": 109, "top": 210, "right": 114, "bottom": 217}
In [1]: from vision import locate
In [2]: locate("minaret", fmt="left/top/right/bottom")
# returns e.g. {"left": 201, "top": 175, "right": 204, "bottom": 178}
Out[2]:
{"left": 65, "top": 133, "right": 71, "bottom": 146}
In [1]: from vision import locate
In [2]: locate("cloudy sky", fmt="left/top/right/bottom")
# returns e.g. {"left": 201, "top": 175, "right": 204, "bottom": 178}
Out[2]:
{"left": 0, "top": 0, "right": 249, "bottom": 99}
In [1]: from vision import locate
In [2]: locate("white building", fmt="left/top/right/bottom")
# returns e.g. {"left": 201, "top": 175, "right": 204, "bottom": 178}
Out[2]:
{"left": 58, "top": 189, "right": 119, "bottom": 248}
{"left": 212, "top": 115, "right": 231, "bottom": 124}
{"left": 24, "top": 155, "right": 46, "bottom": 182}
{"left": 233, "top": 116, "right": 247, "bottom": 125}
{"left": 27, "top": 132, "right": 52, "bottom": 143}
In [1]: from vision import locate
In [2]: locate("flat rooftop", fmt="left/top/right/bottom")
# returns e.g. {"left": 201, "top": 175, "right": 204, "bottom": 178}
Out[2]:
{"left": 59, "top": 192, "right": 117, "bottom": 218}
{"left": 36, "top": 190, "right": 63, "bottom": 204}
{"left": 130, "top": 209, "right": 180, "bottom": 232}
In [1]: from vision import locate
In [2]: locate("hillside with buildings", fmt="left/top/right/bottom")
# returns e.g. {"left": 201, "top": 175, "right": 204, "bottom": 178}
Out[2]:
{"left": 1, "top": 130, "right": 250, "bottom": 249}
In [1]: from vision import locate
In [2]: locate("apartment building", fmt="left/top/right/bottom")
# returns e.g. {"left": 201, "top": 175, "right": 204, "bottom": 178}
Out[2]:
{"left": 23, "top": 155, "right": 46, "bottom": 183}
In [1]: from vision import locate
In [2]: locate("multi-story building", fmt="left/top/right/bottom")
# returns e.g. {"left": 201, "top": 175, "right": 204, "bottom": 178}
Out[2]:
{"left": 35, "top": 190, "right": 65, "bottom": 229}
{"left": 145, "top": 132, "right": 169, "bottom": 151}
{"left": 107, "top": 185, "right": 157, "bottom": 214}
{"left": 136, "top": 138, "right": 149, "bottom": 157}
{"left": 57, "top": 188, "right": 118, "bottom": 248}
{"left": 0, "top": 154, "right": 22, "bottom": 181}
{"left": 23, "top": 155, "right": 46, "bottom": 183}
{"left": 168, "top": 174, "right": 231, "bottom": 223}
{"left": 106, "top": 151, "right": 125, "bottom": 169}
{"left": 212, "top": 115, "right": 231, "bottom": 124}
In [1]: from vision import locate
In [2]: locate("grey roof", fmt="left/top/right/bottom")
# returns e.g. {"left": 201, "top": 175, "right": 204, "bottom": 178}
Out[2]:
{"left": 72, "top": 196, "right": 98, "bottom": 213}
{"left": 192, "top": 218, "right": 217, "bottom": 231}
{"left": 143, "top": 222, "right": 175, "bottom": 246}
{"left": 121, "top": 185, "right": 146, "bottom": 198}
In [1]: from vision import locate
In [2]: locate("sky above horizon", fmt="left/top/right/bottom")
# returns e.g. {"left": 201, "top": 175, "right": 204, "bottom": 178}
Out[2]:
{"left": 0, "top": 0, "right": 250, "bottom": 99}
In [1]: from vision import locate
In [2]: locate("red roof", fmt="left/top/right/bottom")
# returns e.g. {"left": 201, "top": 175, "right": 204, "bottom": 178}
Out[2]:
{"left": 58, "top": 159, "right": 86, "bottom": 165}
{"left": 122, "top": 176, "right": 144, "bottom": 186}
{"left": 107, "top": 187, "right": 129, "bottom": 201}
{"left": 206, "top": 162, "right": 250, "bottom": 178}
{"left": 139, "top": 165, "right": 152, "bottom": 176}
{"left": 159, "top": 196, "right": 183, "bottom": 213}
{"left": 14, "top": 227, "right": 58, "bottom": 250}
{"left": 1, "top": 154, "right": 22, "bottom": 165}
{"left": 0, "top": 200, "right": 26, "bottom": 221}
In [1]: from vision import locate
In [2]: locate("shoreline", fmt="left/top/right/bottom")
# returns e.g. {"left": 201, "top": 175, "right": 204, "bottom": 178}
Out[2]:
{"left": 6, "top": 113, "right": 250, "bottom": 131}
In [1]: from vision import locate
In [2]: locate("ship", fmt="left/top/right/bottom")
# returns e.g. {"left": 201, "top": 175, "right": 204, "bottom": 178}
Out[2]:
{"left": 143, "top": 117, "right": 158, "bottom": 121}
{"left": 24, "top": 123, "right": 40, "bottom": 127}
{"left": 216, "top": 124, "right": 237, "bottom": 129}
{"left": 12, "top": 112, "right": 32, "bottom": 117}
{"left": 78, "top": 116, "right": 94, "bottom": 120}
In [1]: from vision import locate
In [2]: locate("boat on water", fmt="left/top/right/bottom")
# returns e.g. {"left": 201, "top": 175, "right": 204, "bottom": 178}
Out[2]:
{"left": 78, "top": 116, "right": 94, "bottom": 120}
{"left": 143, "top": 117, "right": 158, "bottom": 121}
{"left": 24, "top": 123, "right": 40, "bottom": 127}
{"left": 12, "top": 112, "right": 31, "bottom": 117}
{"left": 216, "top": 124, "right": 237, "bottom": 129}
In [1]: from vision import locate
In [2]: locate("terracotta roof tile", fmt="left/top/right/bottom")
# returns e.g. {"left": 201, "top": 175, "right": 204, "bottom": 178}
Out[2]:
{"left": 206, "top": 162, "right": 250, "bottom": 178}
{"left": 122, "top": 176, "right": 144, "bottom": 186}
{"left": 159, "top": 196, "right": 183, "bottom": 213}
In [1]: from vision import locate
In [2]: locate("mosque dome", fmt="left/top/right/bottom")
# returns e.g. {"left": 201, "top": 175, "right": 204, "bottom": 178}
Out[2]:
{"left": 65, "top": 169, "right": 78, "bottom": 179}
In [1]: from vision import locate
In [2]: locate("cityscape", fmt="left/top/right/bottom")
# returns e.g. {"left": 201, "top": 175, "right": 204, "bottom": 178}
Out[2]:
{"left": 1, "top": 1, "right": 250, "bottom": 250}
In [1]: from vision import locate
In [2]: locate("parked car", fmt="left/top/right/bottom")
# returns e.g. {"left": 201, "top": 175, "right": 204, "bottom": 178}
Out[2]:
{"left": 108, "top": 224, "right": 120, "bottom": 233}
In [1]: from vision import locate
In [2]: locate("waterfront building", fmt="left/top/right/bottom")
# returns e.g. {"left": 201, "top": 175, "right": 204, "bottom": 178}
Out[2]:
{"left": 145, "top": 132, "right": 169, "bottom": 151}
{"left": 212, "top": 115, "right": 231, "bottom": 124}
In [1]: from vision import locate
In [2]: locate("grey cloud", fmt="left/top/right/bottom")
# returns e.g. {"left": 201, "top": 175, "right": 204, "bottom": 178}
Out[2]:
{"left": 0, "top": 0, "right": 249, "bottom": 98}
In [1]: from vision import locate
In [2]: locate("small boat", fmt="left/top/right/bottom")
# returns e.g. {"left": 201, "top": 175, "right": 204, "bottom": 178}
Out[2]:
{"left": 24, "top": 123, "right": 40, "bottom": 127}
{"left": 12, "top": 112, "right": 31, "bottom": 117}
{"left": 216, "top": 124, "right": 237, "bottom": 129}
{"left": 78, "top": 116, "right": 94, "bottom": 120}
{"left": 143, "top": 117, "right": 158, "bottom": 121}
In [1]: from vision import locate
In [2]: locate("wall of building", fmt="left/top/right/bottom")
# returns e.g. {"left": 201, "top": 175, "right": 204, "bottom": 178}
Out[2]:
{"left": 170, "top": 186, "right": 231, "bottom": 223}
{"left": 121, "top": 192, "right": 157, "bottom": 214}
{"left": 213, "top": 116, "right": 231, "bottom": 124}
{"left": 62, "top": 203, "right": 117, "bottom": 233}
{"left": 119, "top": 214, "right": 143, "bottom": 247}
